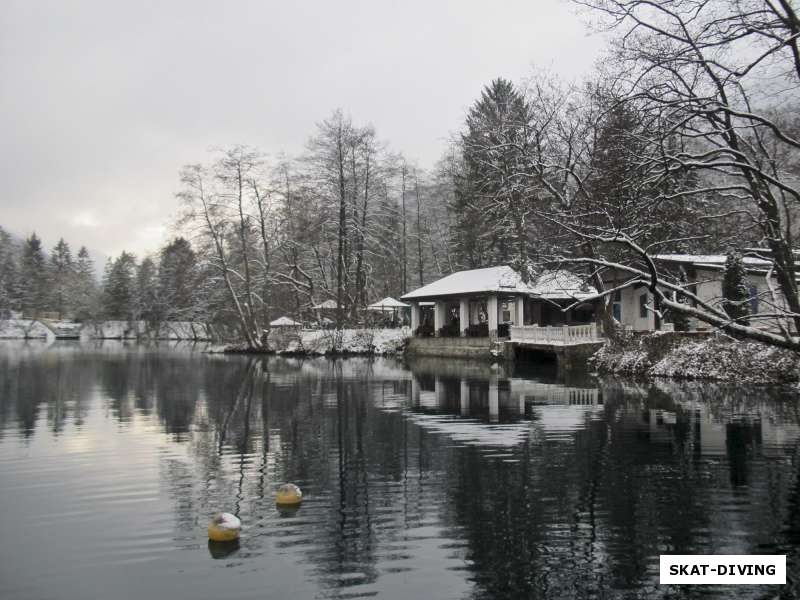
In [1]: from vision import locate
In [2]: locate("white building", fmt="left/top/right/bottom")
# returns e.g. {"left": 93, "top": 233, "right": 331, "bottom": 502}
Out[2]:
{"left": 603, "top": 253, "right": 793, "bottom": 332}
{"left": 401, "top": 265, "right": 597, "bottom": 338}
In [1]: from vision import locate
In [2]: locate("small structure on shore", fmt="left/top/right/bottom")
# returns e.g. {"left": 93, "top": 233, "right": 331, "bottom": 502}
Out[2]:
{"left": 311, "top": 299, "right": 338, "bottom": 328}
{"left": 270, "top": 316, "right": 302, "bottom": 328}
{"left": 367, "top": 297, "right": 409, "bottom": 327}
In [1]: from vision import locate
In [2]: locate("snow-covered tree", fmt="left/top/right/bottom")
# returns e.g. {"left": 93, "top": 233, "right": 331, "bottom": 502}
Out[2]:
{"left": 49, "top": 238, "right": 74, "bottom": 319}
{"left": 158, "top": 237, "right": 198, "bottom": 320}
{"left": 135, "top": 257, "right": 159, "bottom": 322}
{"left": 19, "top": 233, "right": 48, "bottom": 318}
{"left": 72, "top": 246, "right": 97, "bottom": 321}
{"left": 0, "top": 227, "right": 21, "bottom": 315}
{"left": 722, "top": 250, "right": 750, "bottom": 326}
{"left": 101, "top": 252, "right": 137, "bottom": 320}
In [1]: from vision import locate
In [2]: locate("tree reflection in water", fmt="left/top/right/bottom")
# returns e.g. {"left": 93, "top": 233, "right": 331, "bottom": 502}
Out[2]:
{"left": 1, "top": 343, "right": 799, "bottom": 599}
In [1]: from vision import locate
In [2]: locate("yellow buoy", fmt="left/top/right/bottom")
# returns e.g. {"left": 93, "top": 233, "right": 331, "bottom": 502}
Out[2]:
{"left": 208, "top": 512, "right": 241, "bottom": 542}
{"left": 275, "top": 483, "right": 303, "bottom": 506}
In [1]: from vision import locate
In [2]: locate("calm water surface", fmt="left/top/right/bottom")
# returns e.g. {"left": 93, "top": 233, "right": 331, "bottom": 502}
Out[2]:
{"left": 1, "top": 342, "right": 799, "bottom": 599}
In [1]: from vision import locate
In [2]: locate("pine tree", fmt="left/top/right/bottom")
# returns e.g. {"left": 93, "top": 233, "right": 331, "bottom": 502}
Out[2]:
{"left": 73, "top": 246, "right": 97, "bottom": 321}
{"left": 135, "top": 257, "right": 159, "bottom": 322}
{"left": 158, "top": 237, "right": 197, "bottom": 319}
{"left": 101, "top": 252, "right": 137, "bottom": 320}
{"left": 722, "top": 250, "right": 750, "bottom": 325}
{"left": 19, "top": 233, "right": 48, "bottom": 317}
{"left": 0, "top": 227, "right": 21, "bottom": 315}
{"left": 460, "top": 78, "right": 533, "bottom": 266}
{"left": 49, "top": 238, "right": 74, "bottom": 319}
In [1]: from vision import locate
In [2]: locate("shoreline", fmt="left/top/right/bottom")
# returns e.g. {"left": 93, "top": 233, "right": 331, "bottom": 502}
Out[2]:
{"left": 590, "top": 331, "right": 799, "bottom": 384}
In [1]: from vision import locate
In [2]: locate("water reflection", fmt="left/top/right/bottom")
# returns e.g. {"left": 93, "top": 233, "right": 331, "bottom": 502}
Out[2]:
{"left": 0, "top": 341, "right": 798, "bottom": 599}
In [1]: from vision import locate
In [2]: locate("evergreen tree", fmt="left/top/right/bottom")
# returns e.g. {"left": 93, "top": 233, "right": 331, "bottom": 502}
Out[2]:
{"left": 49, "top": 238, "right": 74, "bottom": 319}
{"left": 135, "top": 257, "right": 159, "bottom": 322}
{"left": 158, "top": 237, "right": 197, "bottom": 318}
{"left": 73, "top": 246, "right": 97, "bottom": 321}
{"left": 101, "top": 252, "right": 137, "bottom": 320}
{"left": 19, "top": 233, "right": 48, "bottom": 317}
{"left": 0, "top": 227, "right": 21, "bottom": 315}
{"left": 460, "top": 78, "right": 534, "bottom": 265}
{"left": 722, "top": 249, "right": 750, "bottom": 325}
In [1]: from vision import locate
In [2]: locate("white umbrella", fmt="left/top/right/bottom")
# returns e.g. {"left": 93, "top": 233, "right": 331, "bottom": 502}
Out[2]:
{"left": 367, "top": 297, "right": 410, "bottom": 311}
{"left": 269, "top": 316, "right": 301, "bottom": 327}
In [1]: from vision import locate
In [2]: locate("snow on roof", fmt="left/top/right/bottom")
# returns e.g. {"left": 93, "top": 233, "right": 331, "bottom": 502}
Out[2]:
{"left": 311, "top": 299, "right": 338, "bottom": 309}
{"left": 400, "top": 265, "right": 595, "bottom": 300}
{"left": 270, "top": 316, "right": 301, "bottom": 327}
{"left": 531, "top": 270, "right": 597, "bottom": 300}
{"left": 653, "top": 254, "right": 773, "bottom": 269}
{"left": 367, "top": 297, "right": 410, "bottom": 310}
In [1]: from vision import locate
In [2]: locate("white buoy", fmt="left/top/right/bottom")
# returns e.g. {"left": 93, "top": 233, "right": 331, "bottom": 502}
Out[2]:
{"left": 208, "top": 512, "right": 241, "bottom": 542}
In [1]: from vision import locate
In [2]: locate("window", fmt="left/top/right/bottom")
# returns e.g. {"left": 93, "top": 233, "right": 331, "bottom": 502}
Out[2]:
{"left": 749, "top": 286, "right": 759, "bottom": 314}
{"left": 612, "top": 289, "right": 622, "bottom": 321}
{"left": 639, "top": 293, "right": 648, "bottom": 319}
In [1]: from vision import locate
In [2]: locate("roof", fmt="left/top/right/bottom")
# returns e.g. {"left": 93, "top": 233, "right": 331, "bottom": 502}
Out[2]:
{"left": 367, "top": 297, "right": 410, "bottom": 310}
{"left": 270, "top": 316, "right": 301, "bottom": 327}
{"left": 532, "top": 270, "right": 597, "bottom": 299}
{"left": 653, "top": 254, "right": 773, "bottom": 270}
{"left": 311, "top": 299, "right": 337, "bottom": 309}
{"left": 401, "top": 265, "right": 596, "bottom": 301}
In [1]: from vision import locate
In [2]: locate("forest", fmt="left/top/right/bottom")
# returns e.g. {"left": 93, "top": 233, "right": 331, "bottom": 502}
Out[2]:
{"left": 1, "top": 0, "right": 799, "bottom": 351}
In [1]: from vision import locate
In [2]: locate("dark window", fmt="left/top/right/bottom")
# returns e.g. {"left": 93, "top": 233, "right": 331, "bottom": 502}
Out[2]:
{"left": 639, "top": 293, "right": 648, "bottom": 319}
{"left": 612, "top": 289, "right": 622, "bottom": 321}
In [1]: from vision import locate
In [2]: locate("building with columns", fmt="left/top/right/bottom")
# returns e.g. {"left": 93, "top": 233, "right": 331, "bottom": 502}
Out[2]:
{"left": 401, "top": 265, "right": 597, "bottom": 339}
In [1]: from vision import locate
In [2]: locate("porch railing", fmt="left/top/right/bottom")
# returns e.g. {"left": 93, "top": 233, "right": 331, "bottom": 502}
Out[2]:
{"left": 509, "top": 323, "right": 602, "bottom": 345}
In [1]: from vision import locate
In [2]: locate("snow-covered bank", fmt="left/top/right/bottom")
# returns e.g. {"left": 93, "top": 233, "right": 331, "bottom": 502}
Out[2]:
{"left": 83, "top": 320, "right": 213, "bottom": 340}
{"left": 208, "top": 327, "right": 411, "bottom": 356}
{"left": 0, "top": 319, "right": 212, "bottom": 340}
{"left": 591, "top": 332, "right": 799, "bottom": 383}
{"left": 0, "top": 319, "right": 53, "bottom": 339}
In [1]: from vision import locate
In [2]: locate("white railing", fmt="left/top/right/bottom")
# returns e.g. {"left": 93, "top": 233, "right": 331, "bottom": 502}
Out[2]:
{"left": 509, "top": 323, "right": 601, "bottom": 345}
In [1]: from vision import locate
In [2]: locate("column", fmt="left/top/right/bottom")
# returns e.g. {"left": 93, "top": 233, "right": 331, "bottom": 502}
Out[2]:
{"left": 459, "top": 297, "right": 469, "bottom": 336}
{"left": 515, "top": 296, "right": 525, "bottom": 325}
{"left": 434, "top": 300, "right": 444, "bottom": 335}
{"left": 487, "top": 295, "right": 498, "bottom": 337}
{"left": 410, "top": 302, "right": 420, "bottom": 331}
{"left": 460, "top": 379, "right": 469, "bottom": 416}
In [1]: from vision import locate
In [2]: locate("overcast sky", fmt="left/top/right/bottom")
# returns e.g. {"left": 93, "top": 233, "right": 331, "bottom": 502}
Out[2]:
{"left": 1, "top": 0, "right": 602, "bottom": 258}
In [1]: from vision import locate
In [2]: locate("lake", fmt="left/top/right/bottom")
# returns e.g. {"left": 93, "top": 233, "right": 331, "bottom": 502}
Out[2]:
{"left": 0, "top": 342, "right": 798, "bottom": 599}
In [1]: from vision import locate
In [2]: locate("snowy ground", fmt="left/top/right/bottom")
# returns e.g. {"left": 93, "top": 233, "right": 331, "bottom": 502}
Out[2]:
{"left": 83, "top": 321, "right": 213, "bottom": 340}
{"left": 0, "top": 319, "right": 53, "bottom": 339}
{"left": 272, "top": 327, "right": 411, "bottom": 355}
{"left": 591, "top": 332, "right": 799, "bottom": 383}
{"left": 0, "top": 319, "right": 211, "bottom": 340}
{"left": 209, "top": 327, "right": 411, "bottom": 355}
